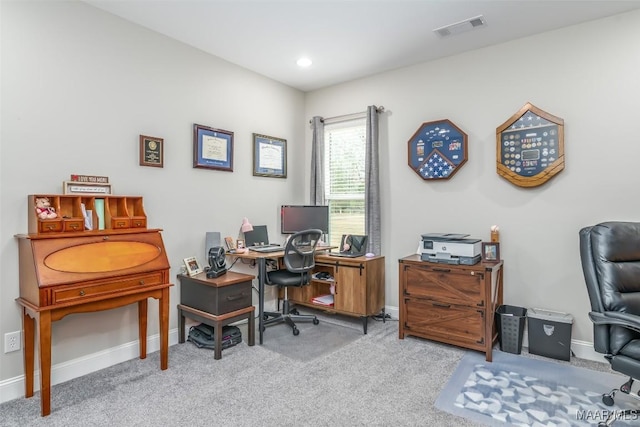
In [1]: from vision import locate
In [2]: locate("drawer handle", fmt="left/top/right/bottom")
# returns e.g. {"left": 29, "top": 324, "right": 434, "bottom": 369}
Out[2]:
{"left": 46, "top": 225, "right": 54, "bottom": 230}
{"left": 139, "top": 280, "right": 145, "bottom": 285}
{"left": 432, "top": 302, "right": 450, "bottom": 308}
{"left": 103, "top": 236, "right": 109, "bottom": 240}
{"left": 117, "top": 221, "right": 126, "bottom": 227}
{"left": 79, "top": 290, "right": 85, "bottom": 296}
{"left": 432, "top": 268, "right": 451, "bottom": 272}
{"left": 226, "top": 294, "right": 244, "bottom": 301}
{"left": 71, "top": 224, "right": 78, "bottom": 229}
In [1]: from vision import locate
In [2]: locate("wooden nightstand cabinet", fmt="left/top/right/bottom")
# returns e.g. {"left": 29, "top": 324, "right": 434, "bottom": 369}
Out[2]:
{"left": 398, "top": 255, "right": 503, "bottom": 361}
{"left": 177, "top": 271, "right": 255, "bottom": 360}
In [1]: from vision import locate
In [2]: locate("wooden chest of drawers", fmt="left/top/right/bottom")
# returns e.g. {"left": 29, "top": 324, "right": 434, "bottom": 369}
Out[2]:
{"left": 398, "top": 255, "right": 503, "bottom": 361}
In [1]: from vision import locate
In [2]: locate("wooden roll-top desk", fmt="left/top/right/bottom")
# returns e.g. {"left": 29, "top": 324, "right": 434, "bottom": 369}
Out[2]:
{"left": 15, "top": 194, "right": 172, "bottom": 416}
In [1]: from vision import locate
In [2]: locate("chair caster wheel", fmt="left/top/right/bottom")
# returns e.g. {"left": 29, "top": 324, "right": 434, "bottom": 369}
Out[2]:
{"left": 313, "top": 318, "right": 319, "bottom": 325}
{"left": 290, "top": 308, "right": 299, "bottom": 315}
{"left": 263, "top": 314, "right": 269, "bottom": 320}
{"left": 602, "top": 393, "right": 615, "bottom": 406}
{"left": 293, "top": 327, "right": 300, "bottom": 336}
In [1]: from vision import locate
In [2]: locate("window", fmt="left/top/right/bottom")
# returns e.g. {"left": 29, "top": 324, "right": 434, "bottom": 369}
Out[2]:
{"left": 324, "top": 117, "right": 366, "bottom": 247}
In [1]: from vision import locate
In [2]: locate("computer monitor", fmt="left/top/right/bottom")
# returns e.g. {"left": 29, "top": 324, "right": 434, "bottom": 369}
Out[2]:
{"left": 280, "top": 205, "right": 329, "bottom": 234}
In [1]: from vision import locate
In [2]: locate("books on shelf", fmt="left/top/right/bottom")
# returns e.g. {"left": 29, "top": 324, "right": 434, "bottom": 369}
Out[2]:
{"left": 311, "top": 294, "right": 334, "bottom": 306}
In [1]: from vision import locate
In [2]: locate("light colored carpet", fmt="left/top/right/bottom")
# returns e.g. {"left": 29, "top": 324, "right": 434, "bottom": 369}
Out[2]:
{"left": 436, "top": 349, "right": 637, "bottom": 426}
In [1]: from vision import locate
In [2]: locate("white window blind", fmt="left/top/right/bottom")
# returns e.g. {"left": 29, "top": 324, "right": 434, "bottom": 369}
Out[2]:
{"left": 324, "top": 117, "right": 366, "bottom": 247}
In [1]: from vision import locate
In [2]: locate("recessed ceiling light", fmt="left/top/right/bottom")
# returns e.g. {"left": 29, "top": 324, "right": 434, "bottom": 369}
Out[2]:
{"left": 296, "top": 57, "right": 312, "bottom": 67}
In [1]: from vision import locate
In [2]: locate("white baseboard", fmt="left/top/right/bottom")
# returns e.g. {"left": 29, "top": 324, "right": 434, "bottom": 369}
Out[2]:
{"left": 0, "top": 329, "right": 180, "bottom": 405}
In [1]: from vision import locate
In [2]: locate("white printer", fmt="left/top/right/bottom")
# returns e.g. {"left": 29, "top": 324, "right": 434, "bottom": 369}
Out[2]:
{"left": 417, "top": 233, "right": 481, "bottom": 265}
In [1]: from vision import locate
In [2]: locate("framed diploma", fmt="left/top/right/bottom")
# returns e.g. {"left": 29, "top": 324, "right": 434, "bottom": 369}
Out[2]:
{"left": 496, "top": 102, "right": 564, "bottom": 188}
{"left": 253, "top": 133, "right": 287, "bottom": 178}
{"left": 139, "top": 135, "right": 164, "bottom": 168}
{"left": 407, "top": 119, "right": 468, "bottom": 181}
{"left": 193, "top": 124, "right": 234, "bottom": 171}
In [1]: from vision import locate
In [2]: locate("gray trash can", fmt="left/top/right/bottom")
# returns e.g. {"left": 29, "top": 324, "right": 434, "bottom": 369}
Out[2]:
{"left": 495, "top": 305, "right": 527, "bottom": 354}
{"left": 527, "top": 308, "right": 573, "bottom": 361}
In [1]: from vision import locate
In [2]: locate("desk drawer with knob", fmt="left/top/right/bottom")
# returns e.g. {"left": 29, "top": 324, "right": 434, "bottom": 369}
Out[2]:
{"left": 51, "top": 272, "right": 163, "bottom": 304}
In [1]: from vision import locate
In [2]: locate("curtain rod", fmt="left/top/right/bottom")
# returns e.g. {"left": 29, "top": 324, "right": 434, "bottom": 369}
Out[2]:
{"left": 309, "top": 106, "right": 385, "bottom": 124}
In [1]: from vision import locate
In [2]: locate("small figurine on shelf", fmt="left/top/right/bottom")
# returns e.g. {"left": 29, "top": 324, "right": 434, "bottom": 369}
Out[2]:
{"left": 35, "top": 197, "right": 57, "bottom": 219}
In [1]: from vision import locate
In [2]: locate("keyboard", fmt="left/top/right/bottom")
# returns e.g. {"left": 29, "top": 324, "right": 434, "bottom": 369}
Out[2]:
{"left": 249, "top": 246, "right": 283, "bottom": 253}
{"left": 328, "top": 252, "right": 364, "bottom": 258}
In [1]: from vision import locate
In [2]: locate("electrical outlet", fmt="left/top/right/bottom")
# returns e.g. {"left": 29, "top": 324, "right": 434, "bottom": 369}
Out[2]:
{"left": 4, "top": 331, "right": 21, "bottom": 353}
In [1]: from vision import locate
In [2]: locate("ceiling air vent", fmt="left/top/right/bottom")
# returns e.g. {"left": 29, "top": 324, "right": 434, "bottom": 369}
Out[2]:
{"left": 434, "top": 15, "right": 487, "bottom": 38}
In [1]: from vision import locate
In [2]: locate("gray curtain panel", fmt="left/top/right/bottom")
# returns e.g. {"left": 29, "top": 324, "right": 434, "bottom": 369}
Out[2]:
{"left": 310, "top": 116, "right": 325, "bottom": 205}
{"left": 365, "top": 105, "right": 382, "bottom": 255}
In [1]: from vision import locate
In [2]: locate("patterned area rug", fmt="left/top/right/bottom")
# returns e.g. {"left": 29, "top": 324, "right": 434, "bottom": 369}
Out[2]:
{"left": 436, "top": 350, "right": 638, "bottom": 426}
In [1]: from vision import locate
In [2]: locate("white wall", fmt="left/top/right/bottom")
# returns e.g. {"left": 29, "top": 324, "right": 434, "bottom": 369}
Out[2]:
{"left": 0, "top": 0, "right": 305, "bottom": 392}
{"left": 305, "top": 10, "right": 640, "bottom": 354}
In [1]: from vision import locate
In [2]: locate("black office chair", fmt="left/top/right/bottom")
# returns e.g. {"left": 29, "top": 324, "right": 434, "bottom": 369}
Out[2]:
{"left": 263, "top": 228, "right": 322, "bottom": 336}
{"left": 580, "top": 222, "right": 640, "bottom": 426}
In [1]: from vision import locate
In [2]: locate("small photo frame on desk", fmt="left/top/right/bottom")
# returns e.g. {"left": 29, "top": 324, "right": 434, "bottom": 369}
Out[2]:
{"left": 253, "top": 133, "right": 287, "bottom": 178}
{"left": 482, "top": 242, "right": 500, "bottom": 263}
{"left": 183, "top": 256, "right": 203, "bottom": 277}
{"left": 193, "top": 124, "right": 233, "bottom": 172}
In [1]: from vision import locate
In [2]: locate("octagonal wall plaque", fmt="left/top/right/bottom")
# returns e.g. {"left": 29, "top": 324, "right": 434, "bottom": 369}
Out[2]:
{"left": 496, "top": 102, "right": 564, "bottom": 188}
{"left": 407, "top": 119, "right": 468, "bottom": 181}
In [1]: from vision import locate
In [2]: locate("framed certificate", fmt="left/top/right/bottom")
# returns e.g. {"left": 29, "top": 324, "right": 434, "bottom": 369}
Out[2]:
{"left": 407, "top": 119, "right": 468, "bottom": 181}
{"left": 496, "top": 103, "right": 564, "bottom": 188}
{"left": 193, "top": 124, "right": 234, "bottom": 171}
{"left": 139, "top": 135, "right": 163, "bottom": 168}
{"left": 253, "top": 133, "right": 287, "bottom": 178}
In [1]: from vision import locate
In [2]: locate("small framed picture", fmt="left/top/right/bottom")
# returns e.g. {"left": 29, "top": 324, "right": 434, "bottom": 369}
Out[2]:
{"left": 253, "top": 133, "right": 287, "bottom": 178}
{"left": 482, "top": 242, "right": 500, "bottom": 263}
{"left": 193, "top": 124, "right": 233, "bottom": 171}
{"left": 183, "top": 256, "right": 203, "bottom": 276}
{"left": 236, "top": 239, "right": 245, "bottom": 250}
{"left": 139, "top": 135, "right": 164, "bottom": 168}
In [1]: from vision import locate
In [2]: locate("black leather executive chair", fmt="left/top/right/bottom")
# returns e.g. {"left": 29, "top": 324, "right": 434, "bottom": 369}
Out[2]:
{"left": 263, "top": 229, "right": 322, "bottom": 336}
{"left": 580, "top": 222, "right": 640, "bottom": 426}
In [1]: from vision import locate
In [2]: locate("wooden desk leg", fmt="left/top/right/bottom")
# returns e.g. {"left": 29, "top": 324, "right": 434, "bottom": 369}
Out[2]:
{"left": 178, "top": 307, "right": 186, "bottom": 344}
{"left": 248, "top": 309, "right": 255, "bottom": 347}
{"left": 38, "top": 310, "right": 52, "bottom": 417}
{"left": 22, "top": 308, "right": 35, "bottom": 399}
{"left": 214, "top": 321, "right": 222, "bottom": 360}
{"left": 138, "top": 299, "right": 148, "bottom": 360}
{"left": 159, "top": 287, "right": 169, "bottom": 370}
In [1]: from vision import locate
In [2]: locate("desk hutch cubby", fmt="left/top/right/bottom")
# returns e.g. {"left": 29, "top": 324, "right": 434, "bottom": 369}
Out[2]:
{"left": 28, "top": 194, "right": 147, "bottom": 233}
{"left": 285, "top": 254, "right": 385, "bottom": 334}
{"left": 398, "top": 255, "right": 503, "bottom": 362}
{"left": 16, "top": 194, "right": 171, "bottom": 417}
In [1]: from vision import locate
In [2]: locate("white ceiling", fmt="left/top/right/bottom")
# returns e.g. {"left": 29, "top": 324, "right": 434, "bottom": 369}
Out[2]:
{"left": 85, "top": 0, "right": 640, "bottom": 92}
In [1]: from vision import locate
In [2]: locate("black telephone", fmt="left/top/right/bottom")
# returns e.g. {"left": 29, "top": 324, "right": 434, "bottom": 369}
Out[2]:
{"left": 206, "top": 246, "right": 227, "bottom": 278}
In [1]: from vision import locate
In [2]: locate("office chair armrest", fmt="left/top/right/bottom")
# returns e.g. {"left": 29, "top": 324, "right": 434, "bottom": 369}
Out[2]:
{"left": 589, "top": 311, "right": 640, "bottom": 334}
